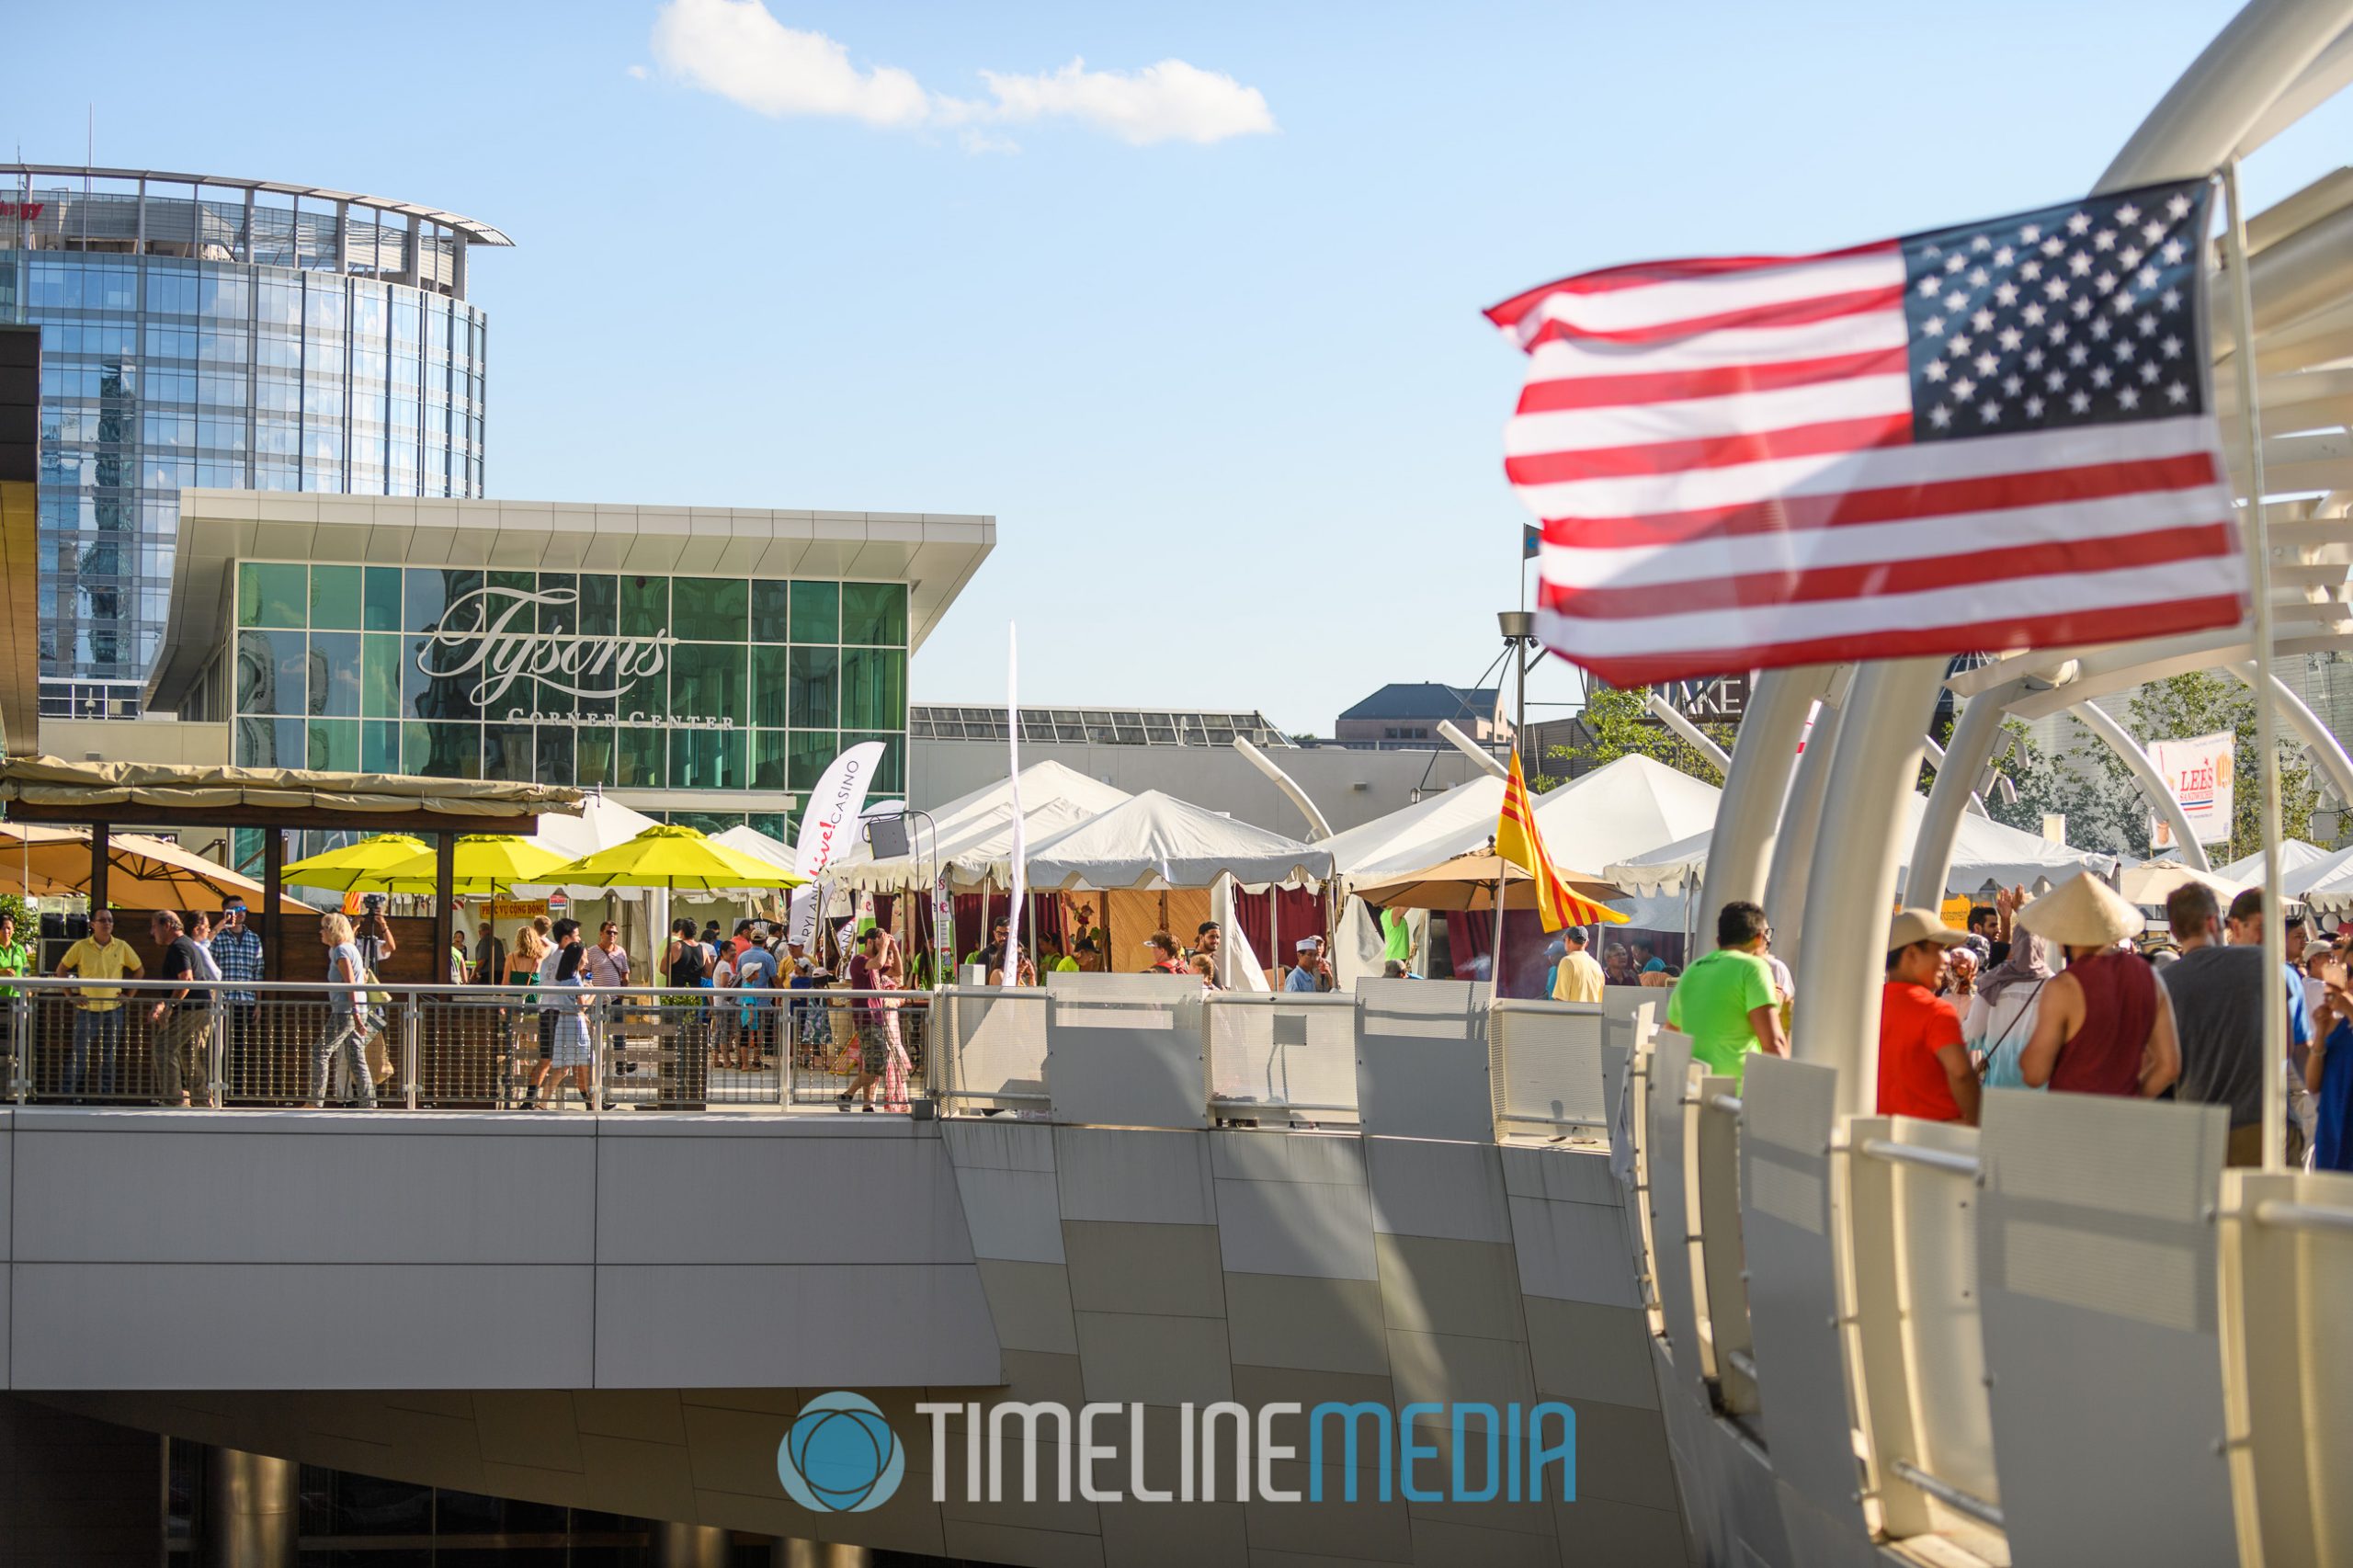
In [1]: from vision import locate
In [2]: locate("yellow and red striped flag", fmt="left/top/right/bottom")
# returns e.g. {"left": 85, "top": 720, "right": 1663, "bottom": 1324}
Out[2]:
{"left": 1496, "top": 748, "right": 1626, "bottom": 932}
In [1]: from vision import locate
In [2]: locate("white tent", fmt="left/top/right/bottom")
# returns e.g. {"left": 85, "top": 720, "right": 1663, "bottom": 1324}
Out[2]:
{"left": 833, "top": 761, "right": 1134, "bottom": 891}
{"left": 1340, "top": 755, "right": 1721, "bottom": 885}
{"left": 2215, "top": 839, "right": 2332, "bottom": 886}
{"left": 1607, "top": 798, "right": 2118, "bottom": 900}
{"left": 1321, "top": 778, "right": 1506, "bottom": 877}
{"left": 2273, "top": 841, "right": 2353, "bottom": 910}
{"left": 1018, "top": 790, "right": 1333, "bottom": 891}
{"left": 516, "top": 792, "right": 665, "bottom": 900}
{"left": 713, "top": 824, "right": 800, "bottom": 877}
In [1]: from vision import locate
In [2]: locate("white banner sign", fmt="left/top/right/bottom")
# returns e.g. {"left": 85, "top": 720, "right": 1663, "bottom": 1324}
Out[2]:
{"left": 787, "top": 742, "right": 885, "bottom": 949}
{"left": 2149, "top": 730, "right": 2235, "bottom": 848}
{"left": 793, "top": 741, "right": 889, "bottom": 880}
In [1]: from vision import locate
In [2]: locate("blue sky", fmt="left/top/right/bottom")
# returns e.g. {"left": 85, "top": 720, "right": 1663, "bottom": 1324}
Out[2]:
{"left": 10, "top": 1, "right": 2349, "bottom": 733}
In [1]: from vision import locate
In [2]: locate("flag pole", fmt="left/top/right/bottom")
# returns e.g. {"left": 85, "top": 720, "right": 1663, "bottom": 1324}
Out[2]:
{"left": 2221, "top": 163, "right": 2287, "bottom": 1172}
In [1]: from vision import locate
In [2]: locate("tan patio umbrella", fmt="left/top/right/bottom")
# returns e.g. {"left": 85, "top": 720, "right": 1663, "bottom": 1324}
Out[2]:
{"left": 0, "top": 823, "right": 315, "bottom": 911}
{"left": 1352, "top": 847, "right": 1628, "bottom": 914}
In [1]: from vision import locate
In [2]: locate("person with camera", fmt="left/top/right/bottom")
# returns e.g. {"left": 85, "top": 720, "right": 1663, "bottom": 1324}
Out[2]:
{"left": 345, "top": 894, "right": 399, "bottom": 1099}
{"left": 210, "top": 897, "right": 264, "bottom": 1092}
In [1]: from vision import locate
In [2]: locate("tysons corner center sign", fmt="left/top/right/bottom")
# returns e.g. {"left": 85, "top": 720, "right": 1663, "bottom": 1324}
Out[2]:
{"left": 416, "top": 586, "right": 674, "bottom": 708}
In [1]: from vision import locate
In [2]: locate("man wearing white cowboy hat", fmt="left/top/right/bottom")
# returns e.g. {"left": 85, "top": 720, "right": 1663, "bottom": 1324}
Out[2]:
{"left": 1880, "top": 908, "right": 1980, "bottom": 1125}
{"left": 2018, "top": 873, "right": 2180, "bottom": 1098}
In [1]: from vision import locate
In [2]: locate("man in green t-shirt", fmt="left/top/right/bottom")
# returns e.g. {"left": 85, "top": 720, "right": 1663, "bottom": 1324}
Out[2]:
{"left": 1665, "top": 900, "right": 1789, "bottom": 1083}
{"left": 0, "top": 910, "right": 30, "bottom": 1084}
{"left": 0, "top": 909, "right": 29, "bottom": 997}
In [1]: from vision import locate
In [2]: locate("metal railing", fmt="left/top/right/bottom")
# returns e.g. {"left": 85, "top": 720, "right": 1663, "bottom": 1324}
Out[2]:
{"left": 0, "top": 977, "right": 926, "bottom": 1114}
{"left": 930, "top": 987, "right": 1049, "bottom": 1113}
{"left": 1489, "top": 998, "right": 1609, "bottom": 1141}
{"left": 1203, "top": 991, "right": 1358, "bottom": 1125}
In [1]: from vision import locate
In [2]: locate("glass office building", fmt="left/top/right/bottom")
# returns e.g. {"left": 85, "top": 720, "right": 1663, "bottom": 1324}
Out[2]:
{"left": 223, "top": 563, "right": 910, "bottom": 801}
{"left": 0, "top": 165, "right": 503, "bottom": 719}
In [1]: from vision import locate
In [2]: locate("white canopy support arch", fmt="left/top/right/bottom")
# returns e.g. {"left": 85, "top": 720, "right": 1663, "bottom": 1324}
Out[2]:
{"left": 1904, "top": 675, "right": 2036, "bottom": 909}
{"left": 2224, "top": 661, "right": 2353, "bottom": 805}
{"left": 2067, "top": 699, "right": 2214, "bottom": 872}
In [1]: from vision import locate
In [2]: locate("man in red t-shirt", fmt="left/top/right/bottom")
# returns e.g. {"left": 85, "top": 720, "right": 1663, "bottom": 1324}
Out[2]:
{"left": 1878, "top": 907, "right": 1981, "bottom": 1125}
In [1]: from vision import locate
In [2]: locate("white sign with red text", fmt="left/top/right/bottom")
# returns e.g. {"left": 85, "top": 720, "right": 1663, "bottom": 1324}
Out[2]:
{"left": 2149, "top": 730, "right": 2234, "bottom": 848}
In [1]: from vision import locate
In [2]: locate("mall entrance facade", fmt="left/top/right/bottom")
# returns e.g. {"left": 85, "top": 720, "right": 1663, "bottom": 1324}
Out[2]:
{"left": 74, "top": 492, "right": 994, "bottom": 862}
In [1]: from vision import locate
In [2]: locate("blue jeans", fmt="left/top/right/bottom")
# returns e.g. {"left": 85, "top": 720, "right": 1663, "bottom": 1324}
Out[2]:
{"left": 67, "top": 1007, "right": 124, "bottom": 1097}
{"left": 310, "top": 1014, "right": 376, "bottom": 1108}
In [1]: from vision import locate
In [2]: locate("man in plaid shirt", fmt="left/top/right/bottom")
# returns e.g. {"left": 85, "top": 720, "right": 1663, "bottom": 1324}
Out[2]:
{"left": 211, "top": 898, "right": 265, "bottom": 1092}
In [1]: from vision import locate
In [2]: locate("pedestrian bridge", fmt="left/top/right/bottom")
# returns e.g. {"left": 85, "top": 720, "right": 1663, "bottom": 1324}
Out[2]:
{"left": 6, "top": 973, "right": 2347, "bottom": 1568}
{"left": 5, "top": 977, "right": 1688, "bottom": 1564}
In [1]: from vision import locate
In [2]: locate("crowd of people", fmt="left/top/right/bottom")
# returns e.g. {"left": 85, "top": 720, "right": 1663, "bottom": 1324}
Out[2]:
{"left": 17, "top": 868, "right": 2346, "bottom": 1165}
{"left": 1651, "top": 872, "right": 2348, "bottom": 1173}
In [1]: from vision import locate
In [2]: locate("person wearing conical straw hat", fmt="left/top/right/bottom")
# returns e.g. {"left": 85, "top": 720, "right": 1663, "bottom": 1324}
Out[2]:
{"left": 2017, "top": 873, "right": 2179, "bottom": 1099}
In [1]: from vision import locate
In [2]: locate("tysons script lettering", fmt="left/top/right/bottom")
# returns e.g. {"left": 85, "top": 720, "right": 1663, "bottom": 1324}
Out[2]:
{"left": 416, "top": 587, "right": 674, "bottom": 706}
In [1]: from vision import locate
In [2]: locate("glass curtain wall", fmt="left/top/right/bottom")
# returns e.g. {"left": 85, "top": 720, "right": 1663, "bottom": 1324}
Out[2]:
{"left": 233, "top": 564, "right": 909, "bottom": 803}
{"left": 1, "top": 177, "right": 488, "bottom": 710}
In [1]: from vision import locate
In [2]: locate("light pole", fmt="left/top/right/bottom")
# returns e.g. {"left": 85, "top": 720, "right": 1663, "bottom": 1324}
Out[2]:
{"left": 1496, "top": 610, "right": 1539, "bottom": 761}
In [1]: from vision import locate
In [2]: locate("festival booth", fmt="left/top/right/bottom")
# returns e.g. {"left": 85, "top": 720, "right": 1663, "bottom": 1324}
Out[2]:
{"left": 1325, "top": 755, "right": 1721, "bottom": 989}
{"left": 1009, "top": 790, "right": 1335, "bottom": 989}
{"left": 832, "top": 761, "right": 1139, "bottom": 971}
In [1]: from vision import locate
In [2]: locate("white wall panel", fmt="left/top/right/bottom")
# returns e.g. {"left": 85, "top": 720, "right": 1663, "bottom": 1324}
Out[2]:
{"left": 1977, "top": 1090, "right": 2236, "bottom": 1567}
{"left": 1053, "top": 1127, "right": 1215, "bottom": 1225}
{"left": 12, "top": 1114, "right": 597, "bottom": 1265}
{"left": 594, "top": 1265, "right": 1000, "bottom": 1389}
{"left": 1364, "top": 1137, "right": 1511, "bottom": 1244}
{"left": 594, "top": 1133, "right": 973, "bottom": 1265}
{"left": 13, "top": 1262, "right": 595, "bottom": 1389}
{"left": 1212, "top": 1176, "right": 1377, "bottom": 1281}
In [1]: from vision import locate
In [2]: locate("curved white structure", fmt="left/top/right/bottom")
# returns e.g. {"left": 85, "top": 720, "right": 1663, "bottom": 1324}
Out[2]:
{"left": 1629, "top": 6, "right": 2353, "bottom": 1564}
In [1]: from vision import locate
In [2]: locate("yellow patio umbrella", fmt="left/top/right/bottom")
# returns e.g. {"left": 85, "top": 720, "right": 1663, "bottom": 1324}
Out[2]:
{"left": 281, "top": 833, "right": 431, "bottom": 892}
{"left": 359, "top": 835, "right": 576, "bottom": 896}
{"left": 540, "top": 824, "right": 805, "bottom": 892}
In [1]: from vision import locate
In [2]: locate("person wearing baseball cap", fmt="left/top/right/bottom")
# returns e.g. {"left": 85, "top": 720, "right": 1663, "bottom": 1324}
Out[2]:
{"left": 1880, "top": 908, "right": 1978, "bottom": 1124}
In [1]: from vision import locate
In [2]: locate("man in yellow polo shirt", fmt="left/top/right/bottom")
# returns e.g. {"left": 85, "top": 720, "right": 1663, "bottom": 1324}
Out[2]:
{"left": 1550, "top": 928, "right": 1606, "bottom": 1003}
{"left": 1665, "top": 901, "right": 1788, "bottom": 1084}
{"left": 57, "top": 908, "right": 142, "bottom": 1099}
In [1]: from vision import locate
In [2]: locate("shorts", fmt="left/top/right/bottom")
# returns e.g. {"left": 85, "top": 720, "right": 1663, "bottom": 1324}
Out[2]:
{"left": 858, "top": 1016, "right": 885, "bottom": 1076}
{"left": 537, "top": 1011, "right": 557, "bottom": 1060}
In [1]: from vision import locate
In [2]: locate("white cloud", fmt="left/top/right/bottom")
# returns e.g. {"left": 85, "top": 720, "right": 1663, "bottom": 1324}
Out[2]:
{"left": 974, "top": 58, "right": 1275, "bottom": 146}
{"left": 651, "top": 0, "right": 930, "bottom": 128}
{"left": 627, "top": 63, "right": 649, "bottom": 80}
{"left": 646, "top": 0, "right": 1274, "bottom": 149}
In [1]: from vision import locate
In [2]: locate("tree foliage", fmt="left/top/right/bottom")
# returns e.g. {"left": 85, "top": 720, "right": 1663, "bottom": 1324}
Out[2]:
{"left": 1987, "top": 671, "right": 2321, "bottom": 861}
{"left": 1540, "top": 687, "right": 1734, "bottom": 790}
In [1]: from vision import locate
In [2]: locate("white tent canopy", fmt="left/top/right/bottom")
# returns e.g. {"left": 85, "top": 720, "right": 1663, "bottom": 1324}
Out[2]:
{"left": 713, "top": 824, "right": 799, "bottom": 876}
{"left": 1607, "top": 796, "right": 2118, "bottom": 900}
{"left": 1339, "top": 755, "right": 1722, "bottom": 886}
{"left": 834, "top": 760, "right": 1134, "bottom": 891}
{"left": 2215, "top": 839, "right": 2331, "bottom": 886}
{"left": 2273, "top": 840, "right": 2353, "bottom": 910}
{"left": 1321, "top": 778, "right": 1505, "bottom": 878}
{"left": 1017, "top": 790, "right": 1333, "bottom": 892}
{"left": 515, "top": 791, "right": 664, "bottom": 900}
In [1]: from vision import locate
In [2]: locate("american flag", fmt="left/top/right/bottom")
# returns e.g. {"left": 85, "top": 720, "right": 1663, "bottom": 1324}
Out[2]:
{"left": 1487, "top": 177, "right": 2246, "bottom": 687}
